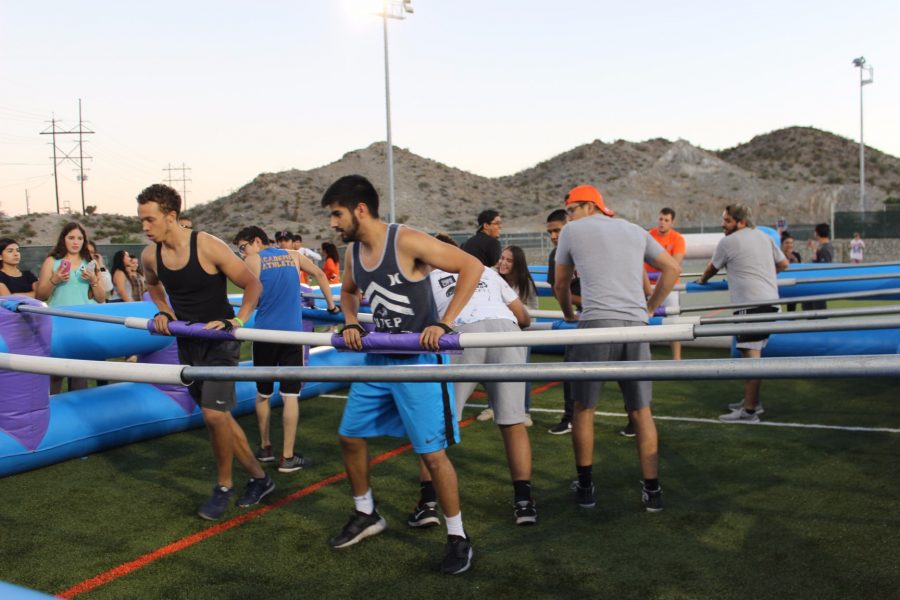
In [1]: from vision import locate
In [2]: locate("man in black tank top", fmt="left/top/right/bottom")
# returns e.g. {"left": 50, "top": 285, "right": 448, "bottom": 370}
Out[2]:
{"left": 137, "top": 184, "right": 273, "bottom": 522}
{"left": 321, "top": 175, "right": 484, "bottom": 575}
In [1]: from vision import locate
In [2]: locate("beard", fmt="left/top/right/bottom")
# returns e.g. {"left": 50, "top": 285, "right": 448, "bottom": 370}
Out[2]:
{"left": 339, "top": 214, "right": 360, "bottom": 243}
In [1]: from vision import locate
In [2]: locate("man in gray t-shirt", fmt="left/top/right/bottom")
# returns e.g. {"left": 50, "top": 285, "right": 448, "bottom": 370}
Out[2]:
{"left": 698, "top": 204, "right": 789, "bottom": 424}
{"left": 554, "top": 184, "right": 680, "bottom": 513}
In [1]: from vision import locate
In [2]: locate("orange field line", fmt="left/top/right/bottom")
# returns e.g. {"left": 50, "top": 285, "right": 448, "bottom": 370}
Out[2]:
{"left": 57, "top": 381, "right": 561, "bottom": 598}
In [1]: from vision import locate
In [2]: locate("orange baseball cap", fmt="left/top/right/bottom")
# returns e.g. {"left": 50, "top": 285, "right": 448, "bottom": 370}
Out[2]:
{"left": 565, "top": 184, "right": 615, "bottom": 217}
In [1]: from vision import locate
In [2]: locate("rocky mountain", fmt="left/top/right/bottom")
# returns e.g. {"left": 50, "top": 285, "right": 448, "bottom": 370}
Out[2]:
{"left": 3, "top": 127, "right": 897, "bottom": 247}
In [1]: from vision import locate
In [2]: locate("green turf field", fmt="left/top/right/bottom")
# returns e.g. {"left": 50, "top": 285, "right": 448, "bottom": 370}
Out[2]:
{"left": 1, "top": 346, "right": 898, "bottom": 599}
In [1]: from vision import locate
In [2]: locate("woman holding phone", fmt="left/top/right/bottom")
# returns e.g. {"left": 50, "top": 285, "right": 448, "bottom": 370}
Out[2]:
{"left": 35, "top": 222, "right": 106, "bottom": 393}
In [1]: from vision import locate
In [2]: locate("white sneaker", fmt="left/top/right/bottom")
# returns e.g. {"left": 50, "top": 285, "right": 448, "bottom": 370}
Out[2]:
{"left": 719, "top": 408, "right": 760, "bottom": 424}
{"left": 523, "top": 414, "right": 533, "bottom": 427}
{"left": 476, "top": 408, "right": 494, "bottom": 422}
{"left": 727, "top": 400, "right": 764, "bottom": 416}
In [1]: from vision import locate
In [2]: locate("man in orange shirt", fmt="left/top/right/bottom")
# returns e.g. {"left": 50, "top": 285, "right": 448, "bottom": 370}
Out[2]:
{"left": 646, "top": 208, "right": 685, "bottom": 359}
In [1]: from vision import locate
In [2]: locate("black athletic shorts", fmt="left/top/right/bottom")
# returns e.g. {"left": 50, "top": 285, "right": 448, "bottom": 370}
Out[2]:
{"left": 252, "top": 341, "right": 304, "bottom": 396}
{"left": 176, "top": 338, "right": 241, "bottom": 411}
{"left": 734, "top": 305, "right": 780, "bottom": 343}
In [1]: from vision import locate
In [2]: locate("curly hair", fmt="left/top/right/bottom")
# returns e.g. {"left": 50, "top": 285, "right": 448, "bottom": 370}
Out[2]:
{"left": 137, "top": 183, "right": 182, "bottom": 216}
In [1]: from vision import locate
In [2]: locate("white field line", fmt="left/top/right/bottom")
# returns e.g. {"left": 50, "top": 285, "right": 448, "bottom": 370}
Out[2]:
{"left": 464, "top": 403, "right": 900, "bottom": 434}
{"left": 315, "top": 394, "right": 899, "bottom": 434}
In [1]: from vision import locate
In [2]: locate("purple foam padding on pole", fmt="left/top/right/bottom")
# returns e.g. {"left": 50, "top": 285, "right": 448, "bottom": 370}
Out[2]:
{"left": 147, "top": 319, "right": 238, "bottom": 341}
{"left": 137, "top": 341, "right": 197, "bottom": 414}
{"left": 329, "top": 331, "right": 461, "bottom": 353}
{"left": 0, "top": 296, "right": 52, "bottom": 451}
{"left": 654, "top": 306, "right": 667, "bottom": 317}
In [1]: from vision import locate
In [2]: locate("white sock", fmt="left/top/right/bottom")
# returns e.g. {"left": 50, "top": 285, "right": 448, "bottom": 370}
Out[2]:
{"left": 445, "top": 512, "right": 465, "bottom": 538}
{"left": 353, "top": 489, "right": 374, "bottom": 515}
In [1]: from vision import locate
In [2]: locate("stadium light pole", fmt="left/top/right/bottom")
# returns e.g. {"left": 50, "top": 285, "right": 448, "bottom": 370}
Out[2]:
{"left": 852, "top": 56, "right": 874, "bottom": 214}
{"left": 376, "top": 0, "right": 413, "bottom": 224}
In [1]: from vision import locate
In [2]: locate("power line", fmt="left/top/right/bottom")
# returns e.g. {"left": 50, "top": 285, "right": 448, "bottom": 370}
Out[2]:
{"left": 163, "top": 162, "right": 192, "bottom": 210}
{"left": 39, "top": 98, "right": 94, "bottom": 215}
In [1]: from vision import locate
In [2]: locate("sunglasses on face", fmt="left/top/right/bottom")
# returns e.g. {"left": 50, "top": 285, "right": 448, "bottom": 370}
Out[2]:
{"left": 238, "top": 243, "right": 248, "bottom": 253}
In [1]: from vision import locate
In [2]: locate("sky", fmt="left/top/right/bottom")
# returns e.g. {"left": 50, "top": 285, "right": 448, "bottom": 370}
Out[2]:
{"left": 1, "top": 0, "right": 898, "bottom": 217}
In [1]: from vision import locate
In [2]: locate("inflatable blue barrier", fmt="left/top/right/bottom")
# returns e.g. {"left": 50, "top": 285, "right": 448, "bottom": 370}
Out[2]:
{"left": 541, "top": 318, "right": 900, "bottom": 359}
{"left": 0, "top": 297, "right": 362, "bottom": 478}
{"left": 0, "top": 581, "right": 55, "bottom": 599}
{"left": 684, "top": 264, "right": 900, "bottom": 301}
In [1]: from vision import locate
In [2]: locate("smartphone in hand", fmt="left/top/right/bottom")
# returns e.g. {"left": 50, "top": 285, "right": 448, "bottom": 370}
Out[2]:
{"left": 59, "top": 259, "right": 71, "bottom": 274}
{"left": 84, "top": 261, "right": 97, "bottom": 276}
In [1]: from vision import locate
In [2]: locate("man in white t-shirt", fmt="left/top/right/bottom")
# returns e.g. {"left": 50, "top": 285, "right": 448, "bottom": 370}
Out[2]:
{"left": 698, "top": 204, "right": 789, "bottom": 423}
{"left": 407, "top": 234, "right": 536, "bottom": 527}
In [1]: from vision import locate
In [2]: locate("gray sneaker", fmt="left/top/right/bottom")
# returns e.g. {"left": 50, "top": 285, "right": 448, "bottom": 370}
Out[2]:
{"left": 719, "top": 408, "right": 761, "bottom": 424}
{"left": 278, "top": 454, "right": 309, "bottom": 473}
{"left": 727, "top": 400, "right": 765, "bottom": 415}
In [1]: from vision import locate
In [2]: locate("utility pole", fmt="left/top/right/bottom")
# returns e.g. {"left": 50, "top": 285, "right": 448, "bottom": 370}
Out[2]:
{"left": 40, "top": 116, "right": 62, "bottom": 214}
{"left": 163, "top": 163, "right": 192, "bottom": 210}
{"left": 25, "top": 189, "right": 30, "bottom": 216}
{"left": 39, "top": 99, "right": 94, "bottom": 215}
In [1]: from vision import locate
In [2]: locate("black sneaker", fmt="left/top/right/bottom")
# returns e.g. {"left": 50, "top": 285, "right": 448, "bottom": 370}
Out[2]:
{"left": 642, "top": 485, "right": 663, "bottom": 512}
{"left": 278, "top": 454, "right": 309, "bottom": 473}
{"left": 408, "top": 501, "right": 440, "bottom": 528}
{"left": 237, "top": 474, "right": 275, "bottom": 507}
{"left": 329, "top": 510, "right": 387, "bottom": 549}
{"left": 255, "top": 445, "right": 275, "bottom": 463}
{"left": 619, "top": 421, "right": 636, "bottom": 438}
{"left": 547, "top": 420, "right": 572, "bottom": 435}
{"left": 514, "top": 500, "right": 537, "bottom": 526}
{"left": 570, "top": 480, "right": 596, "bottom": 508}
{"left": 440, "top": 535, "right": 473, "bottom": 575}
{"left": 197, "top": 485, "right": 233, "bottom": 521}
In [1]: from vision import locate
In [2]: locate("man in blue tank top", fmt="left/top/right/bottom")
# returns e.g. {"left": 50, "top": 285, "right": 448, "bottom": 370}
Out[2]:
{"left": 137, "top": 184, "right": 274, "bottom": 522}
{"left": 320, "top": 175, "right": 484, "bottom": 575}
{"left": 232, "top": 226, "right": 338, "bottom": 473}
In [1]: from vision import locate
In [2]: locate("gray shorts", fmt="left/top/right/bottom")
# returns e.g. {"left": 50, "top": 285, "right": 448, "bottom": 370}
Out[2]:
{"left": 452, "top": 319, "right": 528, "bottom": 425}
{"left": 564, "top": 319, "right": 652, "bottom": 411}
{"left": 177, "top": 338, "right": 240, "bottom": 412}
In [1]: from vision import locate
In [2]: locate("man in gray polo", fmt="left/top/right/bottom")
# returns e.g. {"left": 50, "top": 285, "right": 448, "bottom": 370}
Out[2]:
{"left": 553, "top": 184, "right": 679, "bottom": 512}
{"left": 698, "top": 204, "right": 789, "bottom": 423}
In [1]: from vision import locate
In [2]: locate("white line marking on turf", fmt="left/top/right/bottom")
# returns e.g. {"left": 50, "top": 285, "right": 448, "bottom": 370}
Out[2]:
{"left": 465, "top": 403, "right": 900, "bottom": 434}
{"left": 319, "top": 394, "right": 348, "bottom": 399}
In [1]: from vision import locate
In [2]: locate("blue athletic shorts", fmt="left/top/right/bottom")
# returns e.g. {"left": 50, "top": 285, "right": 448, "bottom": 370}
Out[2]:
{"left": 339, "top": 353, "right": 459, "bottom": 454}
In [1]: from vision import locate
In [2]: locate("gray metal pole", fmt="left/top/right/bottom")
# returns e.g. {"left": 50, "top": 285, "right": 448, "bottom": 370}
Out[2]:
{"left": 694, "top": 315, "right": 900, "bottom": 339}
{"left": 859, "top": 63, "right": 865, "bottom": 213}
{"left": 182, "top": 354, "right": 900, "bottom": 383}
{"left": 698, "top": 304, "right": 900, "bottom": 324}
{"left": 682, "top": 287, "right": 900, "bottom": 313}
{"left": 382, "top": 5, "right": 396, "bottom": 224}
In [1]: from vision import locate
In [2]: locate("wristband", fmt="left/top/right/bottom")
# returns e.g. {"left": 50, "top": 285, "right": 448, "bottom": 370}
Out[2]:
{"left": 340, "top": 323, "right": 367, "bottom": 336}
{"left": 232, "top": 316, "right": 244, "bottom": 327}
{"left": 218, "top": 319, "right": 234, "bottom": 332}
{"left": 327, "top": 305, "right": 340, "bottom": 314}
{"left": 430, "top": 322, "right": 455, "bottom": 334}
{"left": 154, "top": 311, "right": 175, "bottom": 322}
